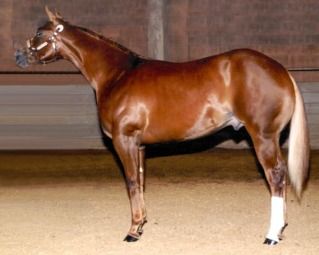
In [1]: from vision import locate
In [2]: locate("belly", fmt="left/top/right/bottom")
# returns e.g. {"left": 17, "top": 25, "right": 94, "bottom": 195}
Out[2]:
{"left": 184, "top": 111, "right": 243, "bottom": 140}
{"left": 140, "top": 99, "right": 241, "bottom": 144}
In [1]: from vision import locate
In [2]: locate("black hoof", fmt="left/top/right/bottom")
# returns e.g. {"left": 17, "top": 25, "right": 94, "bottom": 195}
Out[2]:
{"left": 123, "top": 234, "right": 139, "bottom": 242}
{"left": 263, "top": 238, "right": 278, "bottom": 245}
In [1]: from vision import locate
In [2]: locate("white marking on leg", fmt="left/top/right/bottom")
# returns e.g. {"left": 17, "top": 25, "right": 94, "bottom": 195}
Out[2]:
{"left": 266, "top": 196, "right": 285, "bottom": 241}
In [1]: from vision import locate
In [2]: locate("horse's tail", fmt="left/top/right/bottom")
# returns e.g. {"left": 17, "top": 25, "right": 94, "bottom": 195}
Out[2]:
{"left": 287, "top": 73, "right": 310, "bottom": 198}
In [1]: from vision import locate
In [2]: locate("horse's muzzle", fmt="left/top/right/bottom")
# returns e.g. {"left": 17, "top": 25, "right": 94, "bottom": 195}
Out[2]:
{"left": 15, "top": 48, "right": 32, "bottom": 68}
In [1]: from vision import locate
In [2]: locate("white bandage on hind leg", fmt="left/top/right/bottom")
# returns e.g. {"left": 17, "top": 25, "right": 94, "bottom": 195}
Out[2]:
{"left": 266, "top": 196, "right": 285, "bottom": 241}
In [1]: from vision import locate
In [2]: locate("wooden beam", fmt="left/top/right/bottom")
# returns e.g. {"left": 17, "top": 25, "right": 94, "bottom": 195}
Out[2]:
{"left": 147, "top": 0, "right": 164, "bottom": 60}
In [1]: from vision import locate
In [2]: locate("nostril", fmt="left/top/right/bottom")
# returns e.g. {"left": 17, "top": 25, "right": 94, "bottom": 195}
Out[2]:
{"left": 15, "top": 54, "right": 23, "bottom": 62}
{"left": 14, "top": 49, "right": 21, "bottom": 57}
{"left": 15, "top": 50, "right": 30, "bottom": 68}
{"left": 16, "top": 54, "right": 23, "bottom": 61}
{"left": 15, "top": 51, "right": 23, "bottom": 60}
{"left": 15, "top": 48, "right": 26, "bottom": 58}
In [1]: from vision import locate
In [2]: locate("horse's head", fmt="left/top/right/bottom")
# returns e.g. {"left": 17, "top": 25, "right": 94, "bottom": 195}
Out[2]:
{"left": 15, "top": 6, "right": 67, "bottom": 68}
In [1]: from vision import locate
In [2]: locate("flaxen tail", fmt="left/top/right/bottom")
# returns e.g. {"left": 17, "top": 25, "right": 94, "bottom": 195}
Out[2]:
{"left": 288, "top": 74, "right": 310, "bottom": 197}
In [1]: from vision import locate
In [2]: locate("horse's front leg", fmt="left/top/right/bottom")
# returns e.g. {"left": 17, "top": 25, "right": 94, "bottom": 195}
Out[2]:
{"left": 113, "top": 134, "right": 147, "bottom": 242}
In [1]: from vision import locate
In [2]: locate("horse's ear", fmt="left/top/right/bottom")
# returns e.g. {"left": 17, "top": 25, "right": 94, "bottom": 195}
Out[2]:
{"left": 45, "top": 5, "right": 56, "bottom": 22}
{"left": 45, "top": 5, "right": 62, "bottom": 23}
{"left": 55, "top": 10, "right": 63, "bottom": 20}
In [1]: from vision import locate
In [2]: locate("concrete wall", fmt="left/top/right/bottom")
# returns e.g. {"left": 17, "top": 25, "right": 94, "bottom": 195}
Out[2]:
{"left": 0, "top": 83, "right": 318, "bottom": 150}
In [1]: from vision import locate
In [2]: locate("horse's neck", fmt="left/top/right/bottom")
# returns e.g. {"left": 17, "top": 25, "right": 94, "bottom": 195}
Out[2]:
{"left": 60, "top": 32, "right": 136, "bottom": 96}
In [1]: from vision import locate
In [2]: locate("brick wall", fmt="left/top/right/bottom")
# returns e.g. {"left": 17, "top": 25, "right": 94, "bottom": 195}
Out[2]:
{"left": 2, "top": 0, "right": 149, "bottom": 73}
{"left": 165, "top": 0, "right": 319, "bottom": 67}
{"left": 1, "top": 0, "right": 319, "bottom": 80}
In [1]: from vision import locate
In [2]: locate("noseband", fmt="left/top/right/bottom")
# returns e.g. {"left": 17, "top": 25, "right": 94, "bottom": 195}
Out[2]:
{"left": 27, "top": 24, "right": 64, "bottom": 64}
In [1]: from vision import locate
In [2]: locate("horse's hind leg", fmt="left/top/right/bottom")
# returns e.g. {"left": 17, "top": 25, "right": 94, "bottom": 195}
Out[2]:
{"left": 250, "top": 132, "right": 288, "bottom": 245}
{"left": 138, "top": 146, "right": 147, "bottom": 235}
{"left": 113, "top": 134, "right": 147, "bottom": 242}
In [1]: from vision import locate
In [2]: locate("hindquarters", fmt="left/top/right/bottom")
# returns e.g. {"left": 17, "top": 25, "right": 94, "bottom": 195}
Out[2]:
{"left": 227, "top": 51, "right": 295, "bottom": 136}
{"left": 227, "top": 50, "right": 297, "bottom": 194}
{"left": 226, "top": 50, "right": 309, "bottom": 243}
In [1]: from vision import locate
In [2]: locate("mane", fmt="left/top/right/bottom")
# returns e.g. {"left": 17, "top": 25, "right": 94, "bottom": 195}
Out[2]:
{"left": 75, "top": 26, "right": 140, "bottom": 58}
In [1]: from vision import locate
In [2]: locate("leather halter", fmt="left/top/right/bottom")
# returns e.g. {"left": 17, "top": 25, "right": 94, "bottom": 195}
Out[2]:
{"left": 27, "top": 24, "right": 64, "bottom": 64}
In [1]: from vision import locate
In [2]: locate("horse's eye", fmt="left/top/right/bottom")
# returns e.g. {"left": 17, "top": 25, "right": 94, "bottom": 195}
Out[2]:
{"left": 36, "top": 31, "right": 43, "bottom": 37}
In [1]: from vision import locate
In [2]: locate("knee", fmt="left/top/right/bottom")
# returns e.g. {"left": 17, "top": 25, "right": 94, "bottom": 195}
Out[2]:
{"left": 127, "top": 179, "right": 139, "bottom": 194}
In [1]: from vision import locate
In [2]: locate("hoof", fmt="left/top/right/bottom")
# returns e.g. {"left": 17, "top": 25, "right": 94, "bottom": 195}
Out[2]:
{"left": 263, "top": 238, "right": 278, "bottom": 245}
{"left": 123, "top": 234, "right": 139, "bottom": 242}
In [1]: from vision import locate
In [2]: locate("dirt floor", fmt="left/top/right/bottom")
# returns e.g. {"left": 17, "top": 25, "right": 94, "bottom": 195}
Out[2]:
{"left": 0, "top": 150, "right": 318, "bottom": 255}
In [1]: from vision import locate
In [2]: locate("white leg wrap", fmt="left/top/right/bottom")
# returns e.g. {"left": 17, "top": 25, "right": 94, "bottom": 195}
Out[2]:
{"left": 266, "top": 196, "right": 285, "bottom": 241}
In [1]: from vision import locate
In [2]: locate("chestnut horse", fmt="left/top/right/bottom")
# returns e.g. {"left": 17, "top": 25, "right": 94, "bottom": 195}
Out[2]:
{"left": 15, "top": 7, "right": 309, "bottom": 245}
